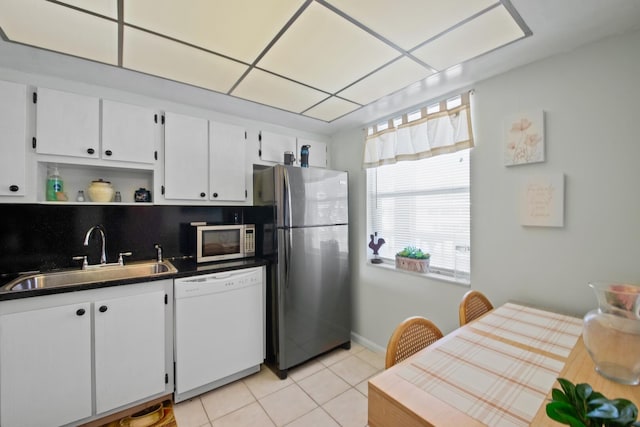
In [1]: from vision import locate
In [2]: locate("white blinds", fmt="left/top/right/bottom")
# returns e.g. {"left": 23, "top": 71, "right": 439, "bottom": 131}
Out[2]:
{"left": 363, "top": 92, "right": 474, "bottom": 168}
{"left": 366, "top": 149, "right": 470, "bottom": 278}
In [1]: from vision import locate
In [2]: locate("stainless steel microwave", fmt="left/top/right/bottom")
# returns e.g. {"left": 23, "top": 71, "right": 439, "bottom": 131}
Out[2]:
{"left": 193, "top": 223, "right": 256, "bottom": 263}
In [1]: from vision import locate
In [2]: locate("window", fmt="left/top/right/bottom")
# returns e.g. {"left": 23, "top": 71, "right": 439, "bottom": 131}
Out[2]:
{"left": 363, "top": 92, "right": 474, "bottom": 283}
{"left": 367, "top": 150, "right": 470, "bottom": 282}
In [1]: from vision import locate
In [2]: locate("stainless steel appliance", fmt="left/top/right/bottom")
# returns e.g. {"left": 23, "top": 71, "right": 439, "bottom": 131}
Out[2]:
{"left": 254, "top": 165, "right": 350, "bottom": 379}
{"left": 174, "top": 266, "right": 265, "bottom": 402}
{"left": 192, "top": 223, "right": 255, "bottom": 263}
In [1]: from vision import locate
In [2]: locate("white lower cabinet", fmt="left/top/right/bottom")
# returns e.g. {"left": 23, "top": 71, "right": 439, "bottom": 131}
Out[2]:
{"left": 94, "top": 290, "right": 165, "bottom": 414}
{"left": 0, "top": 280, "right": 172, "bottom": 427}
{"left": 0, "top": 303, "right": 93, "bottom": 427}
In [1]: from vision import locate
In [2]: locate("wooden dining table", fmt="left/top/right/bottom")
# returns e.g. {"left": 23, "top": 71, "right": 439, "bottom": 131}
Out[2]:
{"left": 368, "top": 302, "right": 640, "bottom": 427}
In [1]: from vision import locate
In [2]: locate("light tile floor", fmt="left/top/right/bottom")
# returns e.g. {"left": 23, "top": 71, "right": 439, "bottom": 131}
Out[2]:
{"left": 173, "top": 342, "right": 384, "bottom": 427}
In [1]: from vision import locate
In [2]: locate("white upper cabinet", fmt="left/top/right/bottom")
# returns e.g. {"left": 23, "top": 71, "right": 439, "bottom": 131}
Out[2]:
{"left": 259, "top": 131, "right": 328, "bottom": 168}
{"left": 259, "top": 130, "right": 296, "bottom": 164}
{"left": 164, "top": 113, "right": 247, "bottom": 203}
{"left": 35, "top": 88, "right": 159, "bottom": 165}
{"left": 101, "top": 99, "right": 158, "bottom": 164}
{"left": 297, "top": 138, "right": 327, "bottom": 168}
{"left": 35, "top": 87, "right": 100, "bottom": 158}
{"left": 209, "top": 121, "right": 246, "bottom": 201}
{"left": 0, "top": 80, "right": 27, "bottom": 197}
{"left": 164, "top": 112, "right": 209, "bottom": 201}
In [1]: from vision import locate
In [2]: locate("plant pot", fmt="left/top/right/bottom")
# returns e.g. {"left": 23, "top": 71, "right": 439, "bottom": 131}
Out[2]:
{"left": 395, "top": 255, "right": 430, "bottom": 273}
{"left": 583, "top": 282, "right": 640, "bottom": 385}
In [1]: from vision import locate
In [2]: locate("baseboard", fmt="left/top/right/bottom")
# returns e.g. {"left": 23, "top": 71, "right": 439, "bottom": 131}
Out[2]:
{"left": 350, "top": 331, "right": 386, "bottom": 353}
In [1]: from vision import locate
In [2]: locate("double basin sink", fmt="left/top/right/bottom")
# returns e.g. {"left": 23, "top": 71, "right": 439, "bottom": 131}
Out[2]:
{"left": 2, "top": 260, "right": 178, "bottom": 292}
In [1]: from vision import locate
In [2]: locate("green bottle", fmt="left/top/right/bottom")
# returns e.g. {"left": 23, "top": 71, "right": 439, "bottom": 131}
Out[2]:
{"left": 46, "top": 165, "right": 63, "bottom": 201}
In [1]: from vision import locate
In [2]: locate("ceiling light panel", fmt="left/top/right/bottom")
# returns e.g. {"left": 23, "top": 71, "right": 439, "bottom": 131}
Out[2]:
{"left": 338, "top": 57, "right": 433, "bottom": 105}
{"left": 257, "top": 1, "right": 401, "bottom": 94}
{"left": 0, "top": 0, "right": 117, "bottom": 65}
{"left": 124, "top": 0, "right": 305, "bottom": 64}
{"left": 412, "top": 4, "right": 525, "bottom": 71}
{"left": 303, "top": 96, "right": 360, "bottom": 122}
{"left": 232, "top": 68, "right": 329, "bottom": 114}
{"left": 123, "top": 27, "right": 248, "bottom": 93}
{"left": 326, "top": 0, "right": 496, "bottom": 50}
{"left": 56, "top": 0, "right": 118, "bottom": 19}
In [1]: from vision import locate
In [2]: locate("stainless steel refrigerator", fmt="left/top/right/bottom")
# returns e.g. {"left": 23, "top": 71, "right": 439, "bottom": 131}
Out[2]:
{"left": 254, "top": 165, "right": 350, "bottom": 379}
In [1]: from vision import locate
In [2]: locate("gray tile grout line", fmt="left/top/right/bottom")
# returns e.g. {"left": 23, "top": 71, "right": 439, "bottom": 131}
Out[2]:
{"left": 184, "top": 345, "right": 382, "bottom": 427}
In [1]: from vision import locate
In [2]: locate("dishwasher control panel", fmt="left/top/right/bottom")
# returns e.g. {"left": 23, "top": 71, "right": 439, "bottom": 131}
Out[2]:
{"left": 174, "top": 267, "right": 262, "bottom": 299}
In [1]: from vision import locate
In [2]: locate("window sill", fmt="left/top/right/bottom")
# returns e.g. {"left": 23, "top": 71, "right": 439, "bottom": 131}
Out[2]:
{"left": 367, "top": 259, "right": 470, "bottom": 287}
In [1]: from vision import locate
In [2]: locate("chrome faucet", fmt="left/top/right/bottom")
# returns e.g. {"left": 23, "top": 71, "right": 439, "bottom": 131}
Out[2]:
{"left": 83, "top": 225, "right": 107, "bottom": 265}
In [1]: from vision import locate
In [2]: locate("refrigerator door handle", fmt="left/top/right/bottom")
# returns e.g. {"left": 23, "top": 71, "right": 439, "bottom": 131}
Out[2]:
{"left": 283, "top": 167, "right": 293, "bottom": 228}
{"left": 284, "top": 230, "right": 291, "bottom": 288}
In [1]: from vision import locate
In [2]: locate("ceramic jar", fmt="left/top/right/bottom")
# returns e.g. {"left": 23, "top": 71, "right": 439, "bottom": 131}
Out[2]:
{"left": 87, "top": 179, "right": 115, "bottom": 202}
{"left": 583, "top": 282, "right": 640, "bottom": 385}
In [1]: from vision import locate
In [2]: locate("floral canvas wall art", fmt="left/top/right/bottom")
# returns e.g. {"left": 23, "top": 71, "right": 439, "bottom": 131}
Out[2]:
{"left": 504, "top": 110, "right": 545, "bottom": 166}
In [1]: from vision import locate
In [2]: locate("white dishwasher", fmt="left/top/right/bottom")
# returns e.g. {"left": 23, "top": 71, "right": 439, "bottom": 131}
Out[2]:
{"left": 174, "top": 266, "right": 264, "bottom": 403}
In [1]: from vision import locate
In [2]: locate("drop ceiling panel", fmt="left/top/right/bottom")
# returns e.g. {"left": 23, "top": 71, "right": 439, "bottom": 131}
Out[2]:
{"left": 124, "top": 0, "right": 305, "bottom": 63}
{"left": 412, "top": 5, "right": 525, "bottom": 71}
{"left": 57, "top": 0, "right": 118, "bottom": 19}
{"left": 326, "top": 0, "right": 496, "bottom": 50}
{"left": 123, "top": 27, "right": 248, "bottom": 93}
{"left": 303, "top": 96, "right": 360, "bottom": 122}
{"left": 338, "top": 57, "right": 434, "bottom": 105}
{"left": 257, "top": 1, "right": 401, "bottom": 93}
{"left": 232, "top": 68, "right": 328, "bottom": 114}
{"left": 0, "top": 0, "right": 536, "bottom": 124}
{"left": 0, "top": 0, "right": 117, "bottom": 65}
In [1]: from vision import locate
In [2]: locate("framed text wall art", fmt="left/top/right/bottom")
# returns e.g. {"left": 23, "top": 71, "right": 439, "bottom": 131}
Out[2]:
{"left": 520, "top": 173, "right": 564, "bottom": 227}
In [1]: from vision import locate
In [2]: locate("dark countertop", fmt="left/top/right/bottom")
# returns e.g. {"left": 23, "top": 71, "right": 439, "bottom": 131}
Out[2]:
{"left": 0, "top": 257, "right": 269, "bottom": 302}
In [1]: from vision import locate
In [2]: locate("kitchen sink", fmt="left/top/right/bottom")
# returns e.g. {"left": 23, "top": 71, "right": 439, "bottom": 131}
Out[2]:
{"left": 2, "top": 260, "right": 178, "bottom": 292}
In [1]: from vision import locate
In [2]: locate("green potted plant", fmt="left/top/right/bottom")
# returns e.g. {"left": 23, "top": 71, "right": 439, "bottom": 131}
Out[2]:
{"left": 395, "top": 246, "right": 430, "bottom": 273}
{"left": 546, "top": 378, "right": 640, "bottom": 426}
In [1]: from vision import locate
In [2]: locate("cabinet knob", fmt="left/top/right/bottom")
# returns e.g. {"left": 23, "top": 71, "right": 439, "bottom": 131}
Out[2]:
{"left": 200, "top": 192, "right": 206, "bottom": 198}
{"left": 105, "top": 150, "right": 113, "bottom": 156}
{"left": 212, "top": 192, "right": 218, "bottom": 198}
{"left": 87, "top": 148, "right": 95, "bottom": 155}
{"left": 76, "top": 308, "right": 86, "bottom": 316}
{"left": 9, "top": 185, "right": 19, "bottom": 192}
{"left": 99, "top": 305, "right": 108, "bottom": 313}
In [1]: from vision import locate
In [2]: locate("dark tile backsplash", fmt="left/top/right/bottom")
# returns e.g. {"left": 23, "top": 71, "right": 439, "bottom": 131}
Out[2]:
{"left": 0, "top": 204, "right": 271, "bottom": 276}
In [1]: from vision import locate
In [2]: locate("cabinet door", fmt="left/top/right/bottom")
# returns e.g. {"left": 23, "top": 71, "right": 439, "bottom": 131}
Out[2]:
{"left": 164, "top": 112, "right": 208, "bottom": 200}
{"left": 102, "top": 99, "right": 158, "bottom": 164}
{"left": 297, "top": 138, "right": 327, "bottom": 168}
{"left": 259, "top": 130, "right": 296, "bottom": 163}
{"left": 94, "top": 290, "right": 165, "bottom": 413}
{"left": 0, "top": 80, "right": 27, "bottom": 196}
{"left": 35, "top": 87, "right": 100, "bottom": 158}
{"left": 0, "top": 303, "right": 92, "bottom": 427}
{"left": 210, "top": 121, "right": 246, "bottom": 201}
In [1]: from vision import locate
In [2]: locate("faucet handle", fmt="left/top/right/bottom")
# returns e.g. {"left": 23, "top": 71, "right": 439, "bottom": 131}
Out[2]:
{"left": 73, "top": 255, "right": 88, "bottom": 270}
{"left": 117, "top": 251, "right": 132, "bottom": 266}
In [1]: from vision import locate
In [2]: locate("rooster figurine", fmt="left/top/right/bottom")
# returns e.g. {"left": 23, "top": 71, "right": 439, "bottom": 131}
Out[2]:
{"left": 368, "top": 233, "right": 385, "bottom": 264}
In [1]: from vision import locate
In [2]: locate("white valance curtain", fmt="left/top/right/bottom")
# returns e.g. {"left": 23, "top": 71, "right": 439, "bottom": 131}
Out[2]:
{"left": 363, "top": 91, "right": 474, "bottom": 168}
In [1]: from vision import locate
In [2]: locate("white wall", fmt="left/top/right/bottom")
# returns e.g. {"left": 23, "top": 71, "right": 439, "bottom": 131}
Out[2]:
{"left": 332, "top": 29, "right": 640, "bottom": 350}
